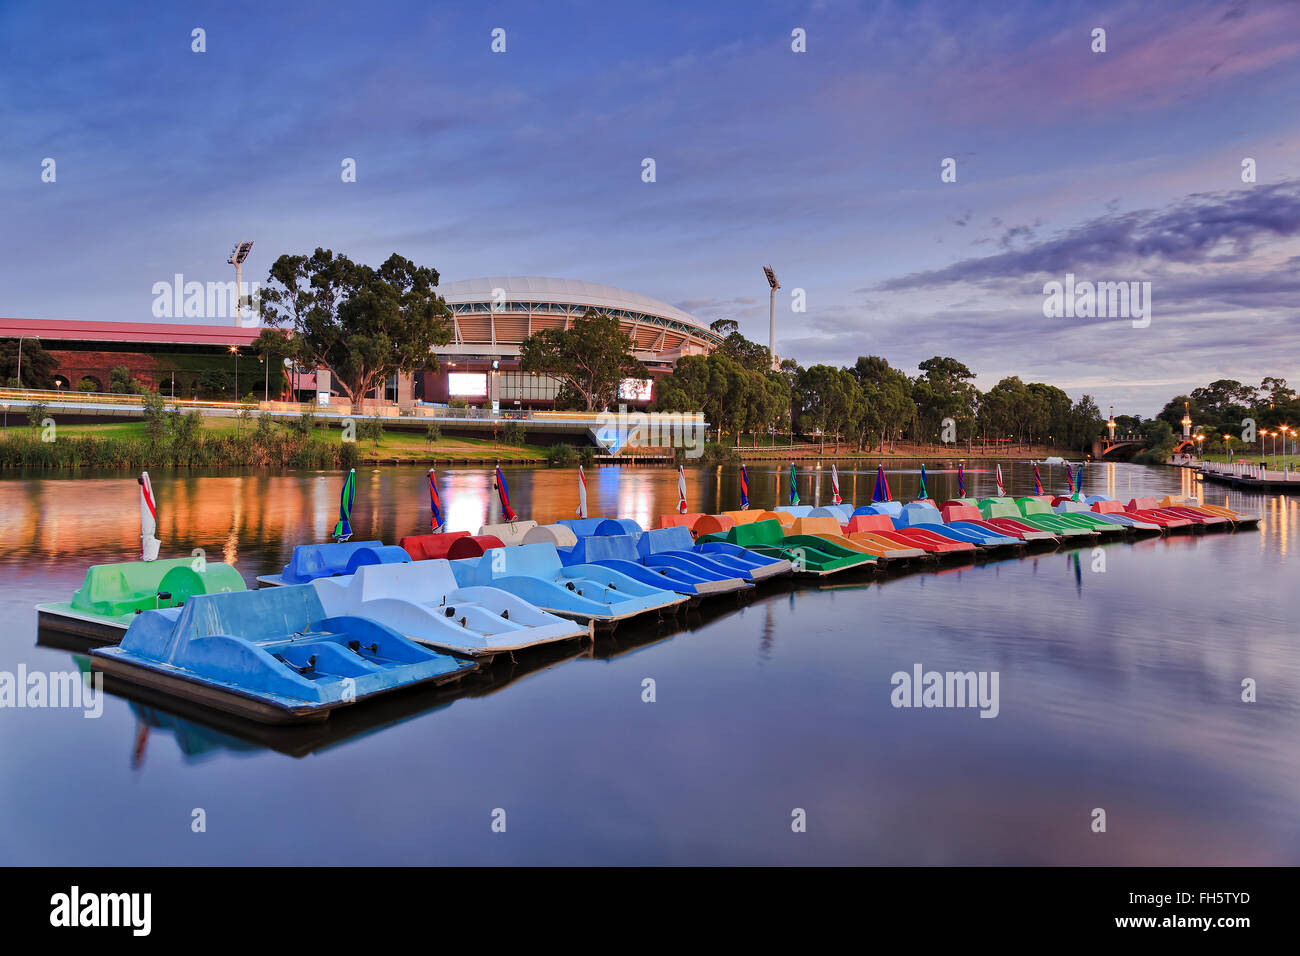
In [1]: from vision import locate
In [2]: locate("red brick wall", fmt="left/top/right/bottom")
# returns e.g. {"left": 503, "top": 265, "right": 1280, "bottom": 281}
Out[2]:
{"left": 48, "top": 350, "right": 158, "bottom": 391}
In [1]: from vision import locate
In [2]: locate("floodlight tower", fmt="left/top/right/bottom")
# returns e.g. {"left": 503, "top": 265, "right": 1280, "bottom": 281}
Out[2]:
{"left": 227, "top": 240, "right": 255, "bottom": 328}
{"left": 763, "top": 265, "right": 779, "bottom": 371}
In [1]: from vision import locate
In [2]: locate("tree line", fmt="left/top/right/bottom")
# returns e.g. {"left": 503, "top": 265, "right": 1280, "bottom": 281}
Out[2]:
{"left": 650, "top": 321, "right": 1105, "bottom": 453}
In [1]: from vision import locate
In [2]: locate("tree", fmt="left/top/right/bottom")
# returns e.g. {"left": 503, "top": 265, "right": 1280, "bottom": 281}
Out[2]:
{"left": 0, "top": 338, "right": 59, "bottom": 388}
{"left": 109, "top": 366, "right": 145, "bottom": 394}
{"left": 259, "top": 249, "right": 452, "bottom": 404}
{"left": 519, "top": 310, "right": 646, "bottom": 412}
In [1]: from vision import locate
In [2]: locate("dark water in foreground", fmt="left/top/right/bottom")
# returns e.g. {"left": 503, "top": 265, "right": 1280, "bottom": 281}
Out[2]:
{"left": 1, "top": 461, "right": 1298, "bottom": 865}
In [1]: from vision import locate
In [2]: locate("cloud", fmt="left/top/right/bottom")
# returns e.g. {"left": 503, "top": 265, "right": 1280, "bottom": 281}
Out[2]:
{"left": 879, "top": 182, "right": 1300, "bottom": 290}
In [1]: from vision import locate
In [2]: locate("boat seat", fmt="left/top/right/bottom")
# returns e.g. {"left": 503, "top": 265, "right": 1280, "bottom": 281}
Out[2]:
{"left": 281, "top": 541, "right": 385, "bottom": 584}
{"left": 478, "top": 520, "right": 536, "bottom": 547}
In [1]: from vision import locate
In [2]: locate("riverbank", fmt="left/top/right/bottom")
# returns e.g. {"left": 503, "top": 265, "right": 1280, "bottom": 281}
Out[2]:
{"left": 0, "top": 419, "right": 550, "bottom": 468}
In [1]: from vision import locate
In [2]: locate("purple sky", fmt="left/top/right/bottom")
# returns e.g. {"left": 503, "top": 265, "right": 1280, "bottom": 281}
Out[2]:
{"left": 1, "top": 0, "right": 1297, "bottom": 414}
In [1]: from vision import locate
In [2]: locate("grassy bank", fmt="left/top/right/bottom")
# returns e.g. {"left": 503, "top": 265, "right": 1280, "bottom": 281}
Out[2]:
{"left": 0, "top": 418, "right": 549, "bottom": 469}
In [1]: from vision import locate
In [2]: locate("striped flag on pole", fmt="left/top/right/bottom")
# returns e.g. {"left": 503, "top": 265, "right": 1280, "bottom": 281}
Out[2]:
{"left": 831, "top": 464, "right": 842, "bottom": 505}
{"left": 577, "top": 465, "right": 588, "bottom": 518}
{"left": 494, "top": 466, "right": 517, "bottom": 522}
{"left": 428, "top": 469, "right": 445, "bottom": 533}
{"left": 677, "top": 465, "right": 688, "bottom": 514}
{"left": 739, "top": 464, "right": 749, "bottom": 510}
{"left": 995, "top": 463, "right": 1006, "bottom": 497}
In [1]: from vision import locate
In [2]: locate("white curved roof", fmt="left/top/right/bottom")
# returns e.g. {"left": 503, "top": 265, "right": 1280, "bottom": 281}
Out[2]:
{"left": 439, "top": 277, "right": 706, "bottom": 330}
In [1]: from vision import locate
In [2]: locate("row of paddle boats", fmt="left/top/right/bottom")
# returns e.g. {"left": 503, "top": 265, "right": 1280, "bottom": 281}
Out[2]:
{"left": 36, "top": 466, "right": 1258, "bottom": 724}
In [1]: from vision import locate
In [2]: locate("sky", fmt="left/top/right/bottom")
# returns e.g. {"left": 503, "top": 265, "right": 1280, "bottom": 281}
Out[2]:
{"left": 1, "top": 0, "right": 1298, "bottom": 416}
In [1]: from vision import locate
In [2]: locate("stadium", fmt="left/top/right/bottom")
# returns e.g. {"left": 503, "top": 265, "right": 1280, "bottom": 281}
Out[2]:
{"left": 420, "top": 277, "right": 722, "bottom": 408}
{"left": 0, "top": 277, "right": 720, "bottom": 410}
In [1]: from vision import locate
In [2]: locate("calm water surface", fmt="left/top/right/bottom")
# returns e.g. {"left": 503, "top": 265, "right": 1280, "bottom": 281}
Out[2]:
{"left": 2, "top": 461, "right": 1297, "bottom": 865}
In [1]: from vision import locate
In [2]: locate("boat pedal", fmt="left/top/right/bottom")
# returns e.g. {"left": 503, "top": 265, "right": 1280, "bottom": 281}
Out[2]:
{"left": 444, "top": 607, "right": 456, "bottom": 617}
{"left": 500, "top": 609, "right": 508, "bottom": 619}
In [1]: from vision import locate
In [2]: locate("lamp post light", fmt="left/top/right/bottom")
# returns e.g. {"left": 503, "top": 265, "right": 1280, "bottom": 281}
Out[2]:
{"left": 763, "top": 265, "right": 780, "bottom": 371}
{"left": 226, "top": 240, "right": 254, "bottom": 329}
{"left": 1195, "top": 433, "right": 1205, "bottom": 463}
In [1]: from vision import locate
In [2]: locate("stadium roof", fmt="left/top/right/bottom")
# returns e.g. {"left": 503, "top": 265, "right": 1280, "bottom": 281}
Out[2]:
{"left": 439, "top": 277, "right": 706, "bottom": 331}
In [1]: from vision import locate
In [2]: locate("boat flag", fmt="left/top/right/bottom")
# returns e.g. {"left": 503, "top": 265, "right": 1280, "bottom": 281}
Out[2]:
{"left": 1072, "top": 464, "right": 1084, "bottom": 502}
{"left": 872, "top": 464, "right": 892, "bottom": 502}
{"left": 788, "top": 463, "right": 800, "bottom": 506}
{"left": 831, "top": 464, "right": 843, "bottom": 505}
{"left": 332, "top": 467, "right": 355, "bottom": 542}
{"left": 739, "top": 464, "right": 750, "bottom": 510}
{"left": 1032, "top": 461, "right": 1043, "bottom": 495}
{"left": 677, "top": 465, "right": 688, "bottom": 514}
{"left": 139, "top": 471, "right": 161, "bottom": 562}
{"left": 957, "top": 462, "right": 966, "bottom": 496}
{"left": 577, "top": 465, "right": 588, "bottom": 518}
{"left": 995, "top": 463, "right": 1006, "bottom": 497}
{"left": 1062, "top": 464, "right": 1076, "bottom": 496}
{"left": 494, "top": 465, "right": 517, "bottom": 522}
{"left": 917, "top": 464, "right": 928, "bottom": 500}
{"left": 428, "top": 469, "right": 445, "bottom": 533}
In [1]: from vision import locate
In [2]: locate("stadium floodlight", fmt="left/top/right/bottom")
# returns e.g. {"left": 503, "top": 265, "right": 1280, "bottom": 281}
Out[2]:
{"left": 763, "top": 266, "right": 780, "bottom": 370}
{"left": 227, "top": 240, "right": 254, "bottom": 328}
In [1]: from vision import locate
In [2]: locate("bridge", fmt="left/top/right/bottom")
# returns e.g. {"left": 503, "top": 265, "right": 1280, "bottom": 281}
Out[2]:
{"left": 1092, "top": 437, "right": 1148, "bottom": 460}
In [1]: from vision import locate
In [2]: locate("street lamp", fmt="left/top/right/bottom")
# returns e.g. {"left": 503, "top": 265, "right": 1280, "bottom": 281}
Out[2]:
{"left": 1195, "top": 433, "right": 1205, "bottom": 463}
{"left": 763, "top": 265, "right": 779, "bottom": 371}
{"left": 229, "top": 345, "right": 240, "bottom": 401}
{"left": 226, "top": 240, "right": 254, "bottom": 329}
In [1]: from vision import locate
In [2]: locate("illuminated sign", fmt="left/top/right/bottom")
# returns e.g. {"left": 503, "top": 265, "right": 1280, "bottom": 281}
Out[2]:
{"left": 618, "top": 378, "right": 653, "bottom": 401}
{"left": 448, "top": 373, "right": 487, "bottom": 397}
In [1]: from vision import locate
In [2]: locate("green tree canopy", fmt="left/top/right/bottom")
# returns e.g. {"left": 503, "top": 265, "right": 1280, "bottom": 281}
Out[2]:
{"left": 258, "top": 249, "right": 452, "bottom": 404}
{"left": 0, "top": 338, "right": 59, "bottom": 388}
{"left": 519, "top": 310, "right": 646, "bottom": 412}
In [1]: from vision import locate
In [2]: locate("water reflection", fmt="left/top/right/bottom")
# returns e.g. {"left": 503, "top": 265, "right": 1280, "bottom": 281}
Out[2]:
{"left": 5, "top": 460, "right": 1300, "bottom": 865}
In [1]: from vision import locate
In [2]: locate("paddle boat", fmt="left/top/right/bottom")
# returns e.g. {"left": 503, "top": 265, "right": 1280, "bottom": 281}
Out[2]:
{"left": 91, "top": 585, "right": 477, "bottom": 724}
{"left": 1127, "top": 497, "right": 1232, "bottom": 529}
{"left": 1119, "top": 497, "right": 1196, "bottom": 530}
{"left": 977, "top": 498, "right": 1098, "bottom": 540}
{"left": 479, "top": 520, "right": 536, "bottom": 546}
{"left": 695, "top": 518, "right": 877, "bottom": 577}
{"left": 557, "top": 533, "right": 753, "bottom": 597}
{"left": 1014, "top": 497, "right": 1123, "bottom": 537}
{"left": 448, "top": 542, "right": 687, "bottom": 628}
{"left": 843, "top": 513, "right": 977, "bottom": 556}
{"left": 37, "top": 471, "right": 247, "bottom": 641}
{"left": 1153, "top": 495, "right": 1259, "bottom": 528}
{"left": 400, "top": 531, "right": 507, "bottom": 561}
{"left": 639, "top": 525, "right": 793, "bottom": 582}
{"left": 309, "top": 560, "right": 592, "bottom": 659}
{"left": 257, "top": 540, "right": 407, "bottom": 586}
{"left": 1051, "top": 498, "right": 1161, "bottom": 533}
{"left": 938, "top": 503, "right": 1059, "bottom": 545}
{"left": 37, "top": 557, "right": 247, "bottom": 642}
{"left": 893, "top": 501, "right": 1024, "bottom": 552}
{"left": 786, "top": 516, "right": 923, "bottom": 564}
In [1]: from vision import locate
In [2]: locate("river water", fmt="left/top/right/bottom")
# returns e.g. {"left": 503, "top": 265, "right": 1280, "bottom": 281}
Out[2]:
{"left": 1, "top": 460, "right": 1296, "bottom": 864}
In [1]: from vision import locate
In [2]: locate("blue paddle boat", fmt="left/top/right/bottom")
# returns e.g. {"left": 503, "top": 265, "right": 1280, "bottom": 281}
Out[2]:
{"left": 310, "top": 560, "right": 592, "bottom": 658}
{"left": 558, "top": 533, "right": 753, "bottom": 597}
{"left": 636, "top": 526, "right": 793, "bottom": 583}
{"left": 257, "top": 541, "right": 407, "bottom": 586}
{"left": 449, "top": 543, "right": 687, "bottom": 628}
{"left": 91, "top": 585, "right": 477, "bottom": 724}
